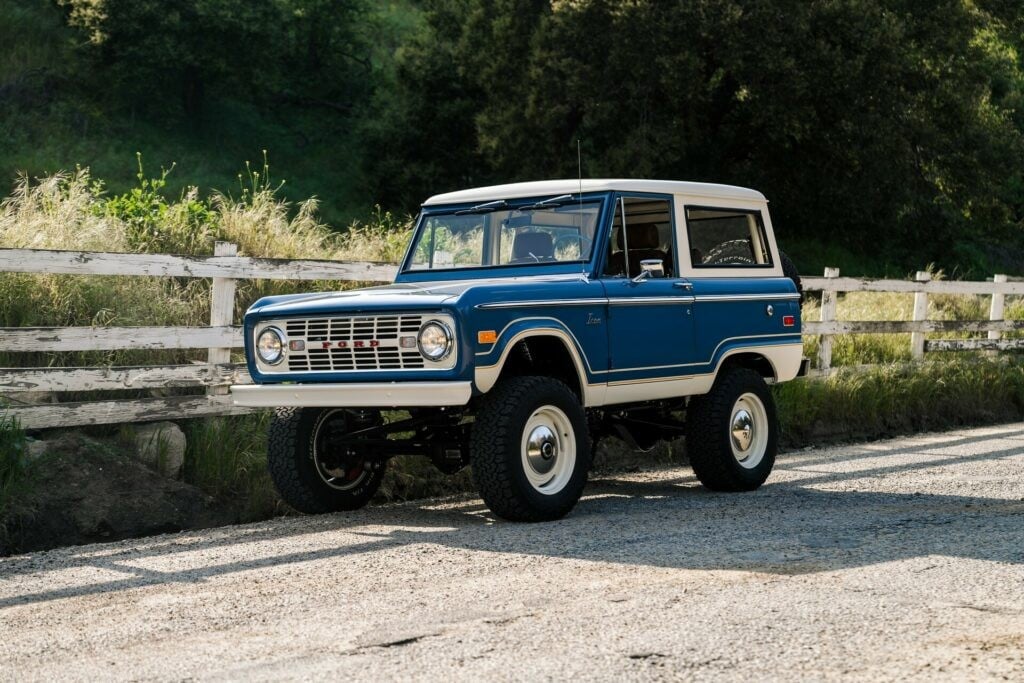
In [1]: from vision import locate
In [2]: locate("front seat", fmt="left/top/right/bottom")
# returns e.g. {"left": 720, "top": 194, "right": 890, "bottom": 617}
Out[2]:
{"left": 606, "top": 223, "right": 670, "bottom": 277}
{"left": 510, "top": 231, "right": 555, "bottom": 263}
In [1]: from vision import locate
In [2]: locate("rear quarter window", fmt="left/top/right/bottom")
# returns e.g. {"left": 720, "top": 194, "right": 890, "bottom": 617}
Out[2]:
{"left": 686, "top": 206, "right": 772, "bottom": 268}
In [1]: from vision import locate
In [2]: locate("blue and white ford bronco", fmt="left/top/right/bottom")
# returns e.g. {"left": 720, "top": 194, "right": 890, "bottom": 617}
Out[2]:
{"left": 232, "top": 180, "right": 806, "bottom": 521}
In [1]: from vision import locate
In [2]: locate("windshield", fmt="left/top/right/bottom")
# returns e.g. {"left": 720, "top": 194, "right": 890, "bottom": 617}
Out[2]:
{"left": 405, "top": 198, "right": 602, "bottom": 271}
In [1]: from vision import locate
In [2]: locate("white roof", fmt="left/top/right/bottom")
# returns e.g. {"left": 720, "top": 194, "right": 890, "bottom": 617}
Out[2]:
{"left": 423, "top": 179, "right": 766, "bottom": 206}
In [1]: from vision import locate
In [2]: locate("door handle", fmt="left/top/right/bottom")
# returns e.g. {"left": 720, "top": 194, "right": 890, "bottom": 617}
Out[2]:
{"left": 673, "top": 281, "right": 694, "bottom": 291}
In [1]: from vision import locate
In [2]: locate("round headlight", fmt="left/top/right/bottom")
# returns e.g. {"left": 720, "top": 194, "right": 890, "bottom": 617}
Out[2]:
{"left": 256, "top": 327, "right": 285, "bottom": 365}
{"left": 418, "top": 321, "right": 453, "bottom": 361}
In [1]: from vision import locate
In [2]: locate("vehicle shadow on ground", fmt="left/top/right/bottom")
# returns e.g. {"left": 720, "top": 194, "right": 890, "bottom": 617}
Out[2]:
{"left": 1, "top": 425, "right": 1022, "bottom": 608}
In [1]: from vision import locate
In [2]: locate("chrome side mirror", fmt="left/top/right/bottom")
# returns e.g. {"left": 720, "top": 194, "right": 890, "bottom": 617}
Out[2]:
{"left": 633, "top": 259, "right": 665, "bottom": 282}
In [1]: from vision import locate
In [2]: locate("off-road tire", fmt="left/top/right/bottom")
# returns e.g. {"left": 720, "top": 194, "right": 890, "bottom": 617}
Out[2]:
{"left": 779, "top": 250, "right": 803, "bottom": 303}
{"left": 267, "top": 407, "right": 386, "bottom": 514}
{"left": 470, "top": 376, "right": 591, "bottom": 522}
{"left": 686, "top": 367, "right": 778, "bottom": 492}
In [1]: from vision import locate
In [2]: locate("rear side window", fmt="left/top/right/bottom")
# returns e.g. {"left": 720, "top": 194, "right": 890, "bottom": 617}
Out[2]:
{"left": 686, "top": 207, "right": 772, "bottom": 268}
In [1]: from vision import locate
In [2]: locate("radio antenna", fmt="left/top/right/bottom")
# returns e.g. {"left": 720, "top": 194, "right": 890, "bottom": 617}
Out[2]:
{"left": 577, "top": 138, "right": 586, "bottom": 281}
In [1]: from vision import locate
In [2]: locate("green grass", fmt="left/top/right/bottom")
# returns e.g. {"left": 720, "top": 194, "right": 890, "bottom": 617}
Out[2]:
{"left": 183, "top": 414, "right": 280, "bottom": 521}
{"left": 775, "top": 357, "right": 1024, "bottom": 447}
{"left": 0, "top": 413, "right": 30, "bottom": 522}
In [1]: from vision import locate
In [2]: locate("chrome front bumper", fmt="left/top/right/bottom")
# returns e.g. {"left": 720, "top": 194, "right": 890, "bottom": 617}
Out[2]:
{"left": 230, "top": 381, "right": 473, "bottom": 408}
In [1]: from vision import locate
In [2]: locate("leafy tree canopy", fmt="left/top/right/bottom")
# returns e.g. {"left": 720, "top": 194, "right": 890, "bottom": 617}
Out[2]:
{"left": 373, "top": 0, "right": 1024, "bottom": 272}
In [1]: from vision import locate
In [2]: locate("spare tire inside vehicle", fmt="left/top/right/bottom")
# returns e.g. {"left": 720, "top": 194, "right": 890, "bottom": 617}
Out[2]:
{"left": 778, "top": 250, "right": 803, "bottom": 303}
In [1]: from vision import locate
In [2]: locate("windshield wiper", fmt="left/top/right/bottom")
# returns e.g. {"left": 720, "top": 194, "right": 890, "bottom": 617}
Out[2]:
{"left": 518, "top": 194, "right": 574, "bottom": 211}
{"left": 454, "top": 199, "right": 509, "bottom": 215}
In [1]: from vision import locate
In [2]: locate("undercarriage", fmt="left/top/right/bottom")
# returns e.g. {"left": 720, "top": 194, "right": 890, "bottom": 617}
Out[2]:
{"left": 320, "top": 399, "right": 690, "bottom": 475}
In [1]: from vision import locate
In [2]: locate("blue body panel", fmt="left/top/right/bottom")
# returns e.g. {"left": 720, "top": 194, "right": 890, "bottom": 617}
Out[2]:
{"left": 600, "top": 278, "right": 696, "bottom": 379}
{"left": 689, "top": 278, "right": 802, "bottom": 374}
{"left": 462, "top": 278, "right": 610, "bottom": 385}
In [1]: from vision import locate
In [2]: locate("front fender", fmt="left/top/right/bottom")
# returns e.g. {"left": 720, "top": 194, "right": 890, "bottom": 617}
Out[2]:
{"left": 472, "top": 317, "right": 603, "bottom": 406}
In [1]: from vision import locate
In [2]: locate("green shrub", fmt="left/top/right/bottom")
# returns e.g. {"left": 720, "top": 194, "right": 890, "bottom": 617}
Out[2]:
{"left": 100, "top": 155, "right": 220, "bottom": 255}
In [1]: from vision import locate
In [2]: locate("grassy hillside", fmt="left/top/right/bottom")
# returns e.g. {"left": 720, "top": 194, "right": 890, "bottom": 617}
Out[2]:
{"left": 0, "top": 0, "right": 421, "bottom": 226}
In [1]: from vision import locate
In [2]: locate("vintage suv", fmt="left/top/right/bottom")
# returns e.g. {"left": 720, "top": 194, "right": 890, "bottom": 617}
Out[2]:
{"left": 232, "top": 180, "right": 805, "bottom": 522}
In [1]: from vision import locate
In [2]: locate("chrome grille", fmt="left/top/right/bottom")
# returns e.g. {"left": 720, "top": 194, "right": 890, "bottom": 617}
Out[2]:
{"left": 284, "top": 315, "right": 427, "bottom": 372}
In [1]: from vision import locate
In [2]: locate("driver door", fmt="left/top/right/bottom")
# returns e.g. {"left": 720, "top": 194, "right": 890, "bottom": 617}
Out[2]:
{"left": 601, "top": 194, "right": 698, "bottom": 387}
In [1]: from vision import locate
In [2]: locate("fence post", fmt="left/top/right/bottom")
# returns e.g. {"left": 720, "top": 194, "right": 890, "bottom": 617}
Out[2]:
{"left": 208, "top": 242, "right": 238, "bottom": 395}
{"left": 988, "top": 275, "right": 1007, "bottom": 352}
{"left": 910, "top": 270, "right": 931, "bottom": 360}
{"left": 817, "top": 267, "right": 840, "bottom": 373}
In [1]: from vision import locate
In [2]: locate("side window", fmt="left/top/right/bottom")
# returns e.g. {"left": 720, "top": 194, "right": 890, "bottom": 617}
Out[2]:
{"left": 603, "top": 197, "right": 675, "bottom": 278}
{"left": 686, "top": 207, "right": 772, "bottom": 268}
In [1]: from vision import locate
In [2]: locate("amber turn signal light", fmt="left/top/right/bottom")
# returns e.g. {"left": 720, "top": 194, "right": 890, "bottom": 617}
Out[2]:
{"left": 478, "top": 330, "right": 498, "bottom": 344}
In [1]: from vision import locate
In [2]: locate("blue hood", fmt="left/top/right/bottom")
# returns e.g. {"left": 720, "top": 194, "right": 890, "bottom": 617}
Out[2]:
{"left": 246, "top": 281, "right": 484, "bottom": 318}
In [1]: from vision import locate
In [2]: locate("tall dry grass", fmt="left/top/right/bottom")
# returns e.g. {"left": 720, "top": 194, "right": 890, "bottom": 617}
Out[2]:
{"left": 0, "top": 162, "right": 412, "bottom": 369}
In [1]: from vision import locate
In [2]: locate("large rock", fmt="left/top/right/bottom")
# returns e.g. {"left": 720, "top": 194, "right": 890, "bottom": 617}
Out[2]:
{"left": 131, "top": 422, "right": 187, "bottom": 479}
{"left": 1, "top": 432, "right": 236, "bottom": 555}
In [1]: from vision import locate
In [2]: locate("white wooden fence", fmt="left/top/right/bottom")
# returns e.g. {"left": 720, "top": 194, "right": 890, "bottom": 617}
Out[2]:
{"left": 803, "top": 269, "right": 1024, "bottom": 372}
{"left": 0, "top": 248, "right": 1020, "bottom": 430}
{"left": 0, "top": 244, "right": 396, "bottom": 430}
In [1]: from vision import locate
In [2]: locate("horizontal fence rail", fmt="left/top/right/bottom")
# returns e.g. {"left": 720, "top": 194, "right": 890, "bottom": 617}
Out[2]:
{"left": 925, "top": 339, "right": 1024, "bottom": 352}
{"left": 9, "top": 396, "right": 253, "bottom": 430}
{"left": 0, "top": 246, "right": 1020, "bottom": 429}
{"left": 0, "top": 247, "right": 399, "bottom": 281}
{"left": 0, "top": 326, "right": 241, "bottom": 352}
{"left": 0, "top": 364, "right": 250, "bottom": 393}
{"left": 803, "top": 320, "right": 1024, "bottom": 335}
{"left": 802, "top": 275, "right": 1024, "bottom": 296}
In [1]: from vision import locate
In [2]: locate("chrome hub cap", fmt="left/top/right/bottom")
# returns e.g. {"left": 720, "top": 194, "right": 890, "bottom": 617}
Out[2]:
{"left": 526, "top": 424, "right": 559, "bottom": 475}
{"left": 521, "top": 405, "right": 577, "bottom": 495}
{"left": 731, "top": 409, "right": 754, "bottom": 453}
{"left": 729, "top": 394, "right": 769, "bottom": 469}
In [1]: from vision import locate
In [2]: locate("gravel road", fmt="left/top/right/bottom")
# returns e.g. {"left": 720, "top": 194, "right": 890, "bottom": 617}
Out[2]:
{"left": 2, "top": 423, "right": 1023, "bottom": 681}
